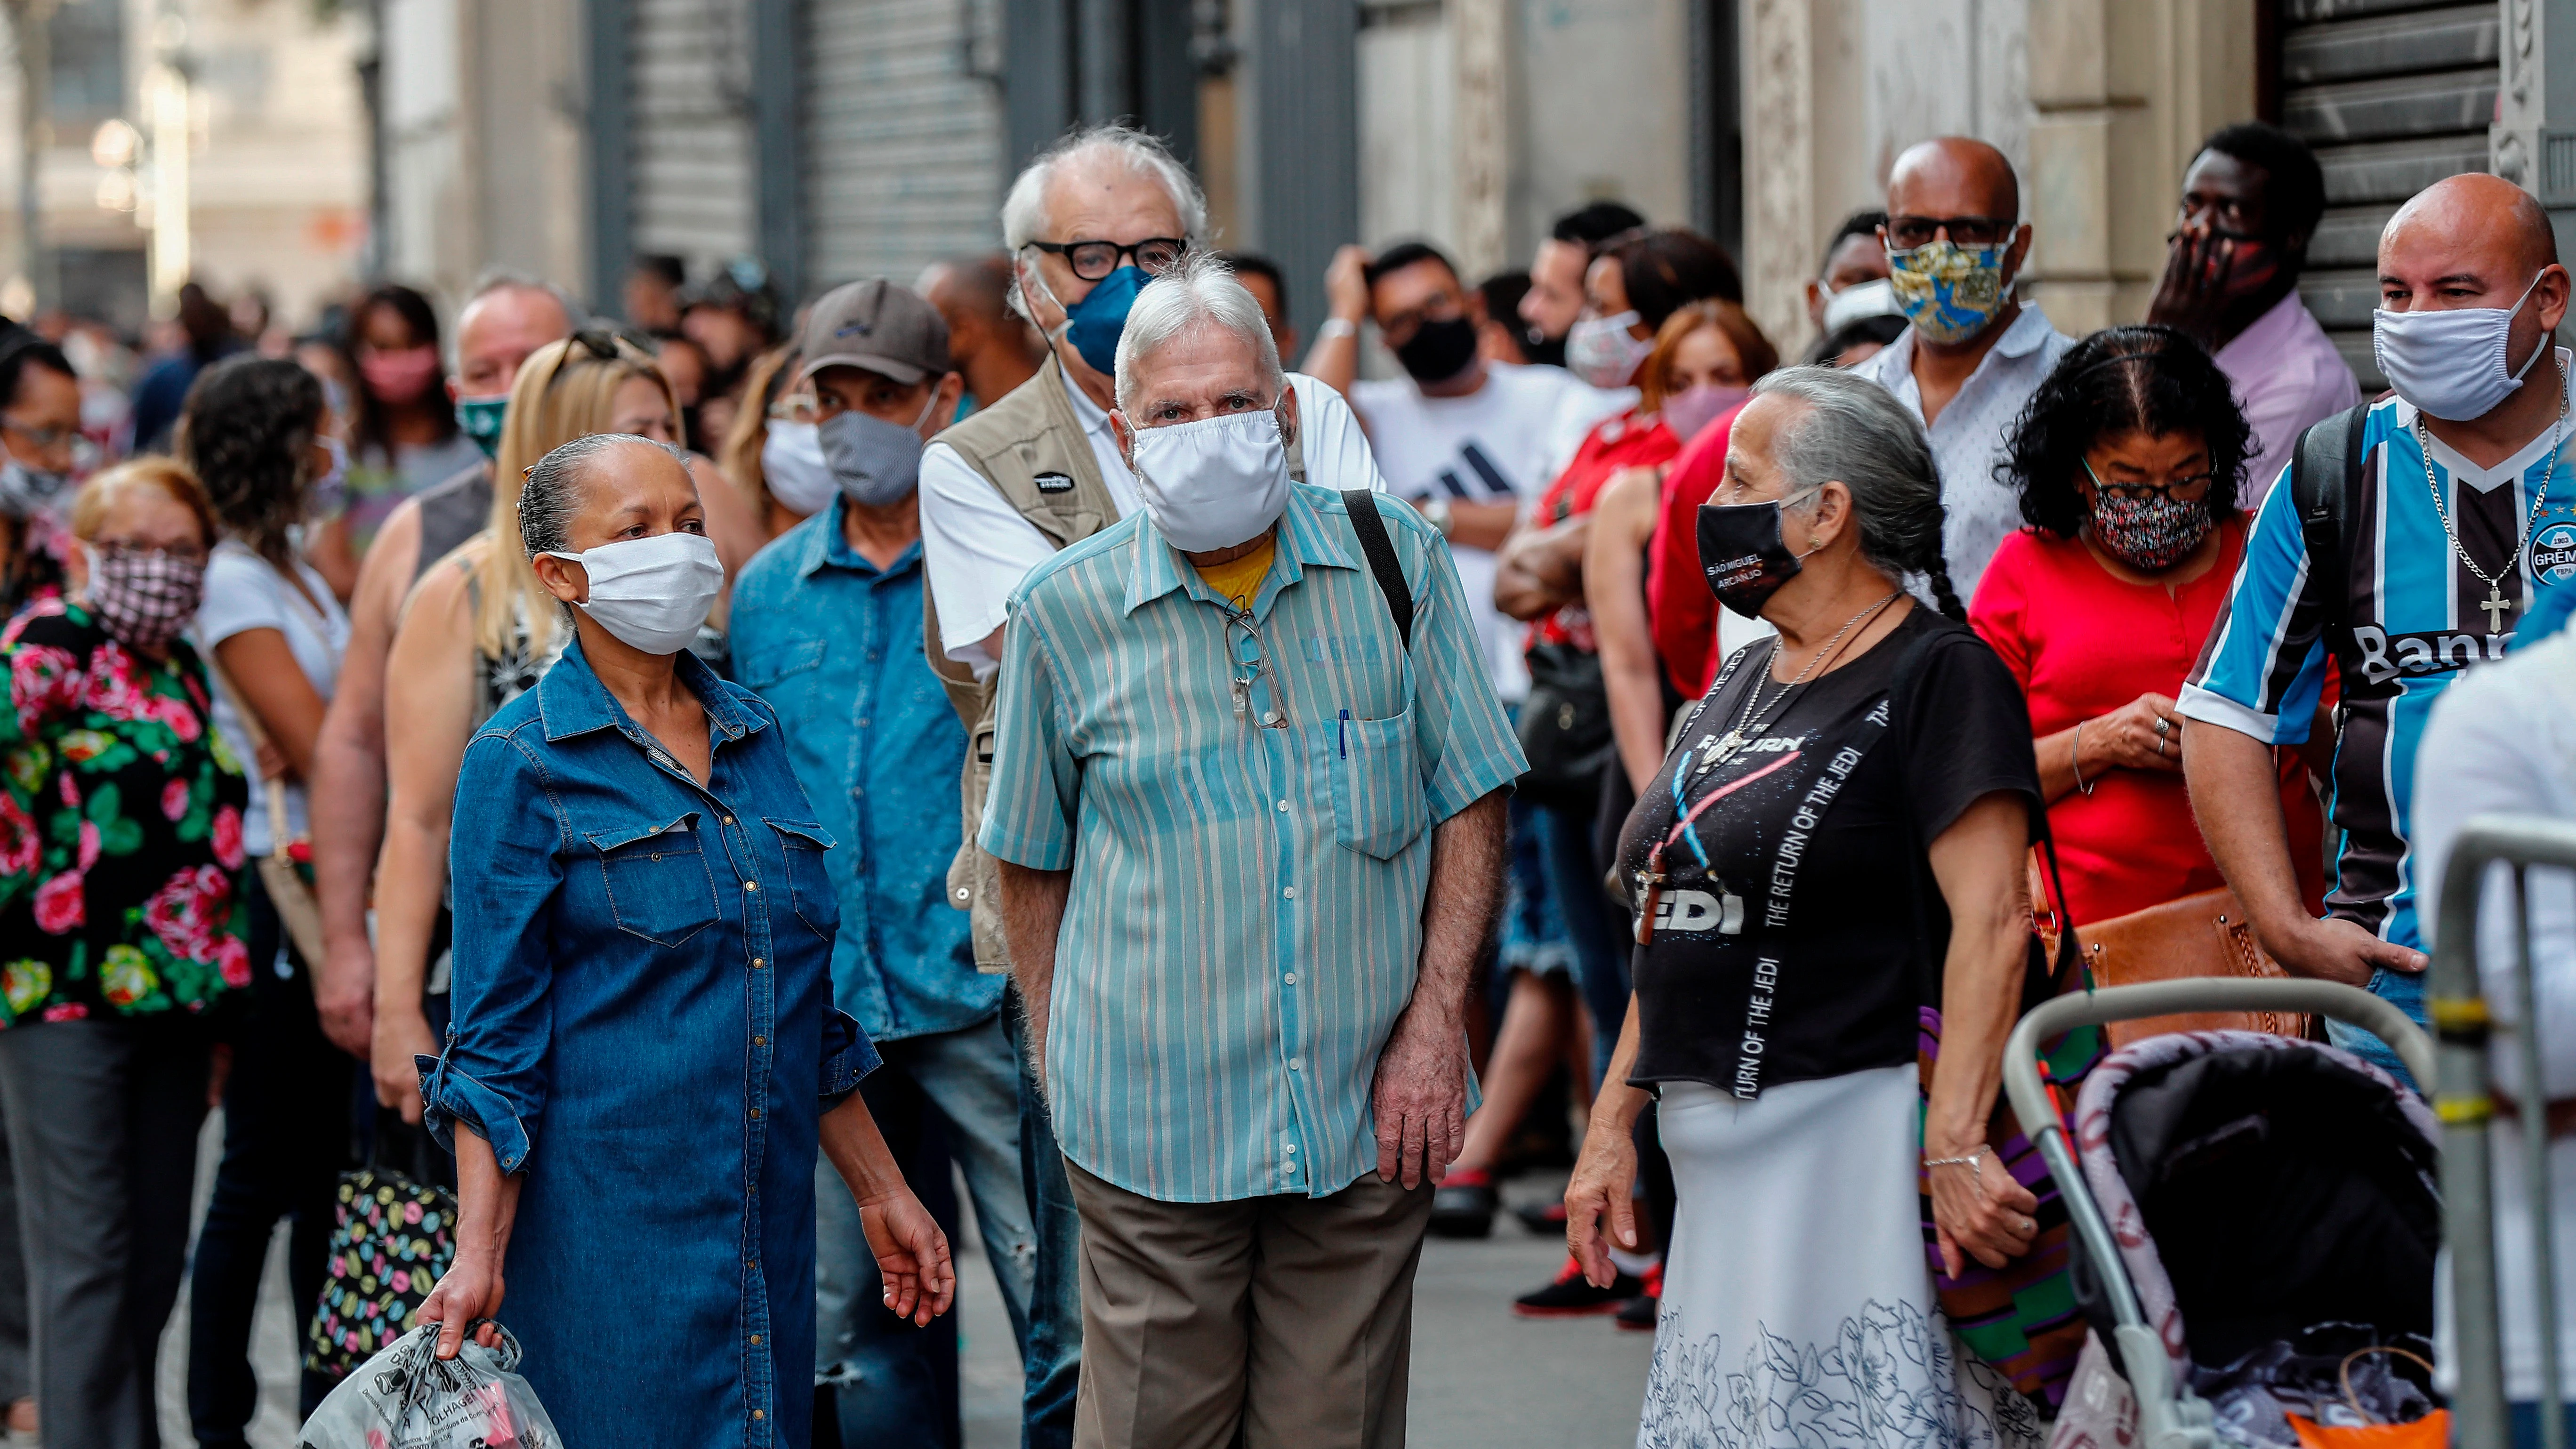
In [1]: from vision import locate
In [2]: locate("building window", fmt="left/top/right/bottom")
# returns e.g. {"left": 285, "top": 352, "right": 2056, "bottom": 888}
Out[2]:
{"left": 50, "top": 0, "right": 125, "bottom": 131}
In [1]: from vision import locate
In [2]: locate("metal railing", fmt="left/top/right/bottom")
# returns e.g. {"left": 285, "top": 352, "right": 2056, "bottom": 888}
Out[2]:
{"left": 2432, "top": 813, "right": 2576, "bottom": 1449}
{"left": 2000, "top": 978, "right": 2435, "bottom": 1449}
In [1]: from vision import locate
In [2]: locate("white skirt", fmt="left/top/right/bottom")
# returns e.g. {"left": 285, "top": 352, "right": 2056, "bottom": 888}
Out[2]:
{"left": 1638, "top": 1065, "right": 2044, "bottom": 1449}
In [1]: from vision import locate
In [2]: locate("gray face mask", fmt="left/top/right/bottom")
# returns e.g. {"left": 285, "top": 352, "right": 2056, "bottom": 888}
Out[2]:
{"left": 817, "top": 390, "right": 939, "bottom": 507}
{"left": 0, "top": 457, "right": 69, "bottom": 520}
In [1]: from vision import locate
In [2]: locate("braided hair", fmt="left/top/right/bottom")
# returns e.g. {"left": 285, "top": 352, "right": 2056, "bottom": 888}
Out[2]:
{"left": 1748, "top": 364, "right": 1966, "bottom": 619}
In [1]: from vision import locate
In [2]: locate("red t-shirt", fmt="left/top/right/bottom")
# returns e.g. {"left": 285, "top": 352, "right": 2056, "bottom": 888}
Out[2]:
{"left": 1644, "top": 405, "right": 1742, "bottom": 696}
{"left": 1969, "top": 520, "right": 2329, "bottom": 926}
{"left": 1530, "top": 407, "right": 1680, "bottom": 649}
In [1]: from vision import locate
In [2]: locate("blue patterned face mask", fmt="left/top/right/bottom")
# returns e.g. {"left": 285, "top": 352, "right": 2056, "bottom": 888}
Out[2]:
{"left": 1884, "top": 238, "right": 2011, "bottom": 344}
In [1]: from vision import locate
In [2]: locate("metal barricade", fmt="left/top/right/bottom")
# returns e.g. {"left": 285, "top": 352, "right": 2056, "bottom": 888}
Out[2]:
{"left": 2434, "top": 813, "right": 2576, "bottom": 1449}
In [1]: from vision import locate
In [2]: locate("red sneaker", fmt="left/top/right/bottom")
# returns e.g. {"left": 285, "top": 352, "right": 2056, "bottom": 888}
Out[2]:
{"left": 1614, "top": 1259, "right": 1663, "bottom": 1331}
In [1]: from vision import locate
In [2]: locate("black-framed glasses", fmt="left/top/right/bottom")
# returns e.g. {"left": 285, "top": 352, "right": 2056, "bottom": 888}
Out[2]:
{"left": 2083, "top": 458, "right": 2217, "bottom": 501}
{"left": 1885, "top": 214, "right": 2017, "bottom": 249}
{"left": 1025, "top": 237, "right": 1188, "bottom": 282}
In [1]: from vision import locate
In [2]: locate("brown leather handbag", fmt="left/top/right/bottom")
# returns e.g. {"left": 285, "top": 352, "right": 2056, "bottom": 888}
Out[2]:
{"left": 2047, "top": 884, "right": 2313, "bottom": 1048}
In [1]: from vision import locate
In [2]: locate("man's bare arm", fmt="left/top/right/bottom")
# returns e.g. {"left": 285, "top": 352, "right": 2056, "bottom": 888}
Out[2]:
{"left": 2185, "top": 719, "right": 2423, "bottom": 983}
{"left": 995, "top": 859, "right": 1072, "bottom": 1085}
{"left": 1375, "top": 788, "right": 1508, "bottom": 1187}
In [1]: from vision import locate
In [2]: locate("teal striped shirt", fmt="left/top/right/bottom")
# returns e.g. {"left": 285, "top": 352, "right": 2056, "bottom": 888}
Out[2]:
{"left": 981, "top": 483, "right": 1525, "bottom": 1203}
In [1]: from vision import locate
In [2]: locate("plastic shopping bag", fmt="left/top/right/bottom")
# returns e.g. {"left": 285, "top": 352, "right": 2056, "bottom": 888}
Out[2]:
{"left": 296, "top": 1320, "right": 563, "bottom": 1449}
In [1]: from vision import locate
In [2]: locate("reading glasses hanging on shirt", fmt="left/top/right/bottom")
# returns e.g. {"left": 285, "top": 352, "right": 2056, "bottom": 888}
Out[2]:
{"left": 1227, "top": 608, "right": 1292, "bottom": 729}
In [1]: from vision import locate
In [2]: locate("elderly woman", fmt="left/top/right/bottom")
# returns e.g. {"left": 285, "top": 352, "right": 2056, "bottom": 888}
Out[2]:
{"left": 1567, "top": 367, "right": 2045, "bottom": 1449}
{"left": 414, "top": 433, "right": 952, "bottom": 1446}
{"left": 0, "top": 459, "right": 245, "bottom": 1449}
{"left": 1973, "top": 325, "right": 2326, "bottom": 926}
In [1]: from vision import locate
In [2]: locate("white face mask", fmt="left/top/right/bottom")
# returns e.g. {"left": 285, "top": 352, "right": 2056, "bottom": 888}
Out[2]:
{"left": 2373, "top": 271, "right": 2552, "bottom": 422}
{"left": 1126, "top": 407, "right": 1293, "bottom": 554}
{"left": 1566, "top": 310, "right": 1652, "bottom": 388}
{"left": 542, "top": 531, "right": 725, "bottom": 656}
{"left": 759, "top": 420, "right": 838, "bottom": 515}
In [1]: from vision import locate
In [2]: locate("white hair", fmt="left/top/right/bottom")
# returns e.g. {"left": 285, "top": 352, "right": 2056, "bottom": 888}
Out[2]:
{"left": 1112, "top": 252, "right": 1283, "bottom": 415}
{"left": 1001, "top": 123, "right": 1208, "bottom": 320}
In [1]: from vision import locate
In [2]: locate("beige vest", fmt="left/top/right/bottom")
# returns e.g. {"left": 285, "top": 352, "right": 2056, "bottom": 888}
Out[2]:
{"left": 929, "top": 353, "right": 1305, "bottom": 971}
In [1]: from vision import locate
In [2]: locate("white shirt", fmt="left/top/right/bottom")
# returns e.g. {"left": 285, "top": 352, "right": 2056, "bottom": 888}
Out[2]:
{"left": 1852, "top": 305, "right": 2076, "bottom": 599}
{"left": 194, "top": 539, "right": 351, "bottom": 857}
{"left": 1347, "top": 362, "right": 1630, "bottom": 699}
{"left": 2213, "top": 290, "right": 2363, "bottom": 509}
{"left": 2414, "top": 630, "right": 2576, "bottom": 1400}
{"left": 918, "top": 368, "right": 1383, "bottom": 674}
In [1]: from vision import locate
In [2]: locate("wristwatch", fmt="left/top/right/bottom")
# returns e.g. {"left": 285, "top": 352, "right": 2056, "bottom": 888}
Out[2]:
{"left": 1422, "top": 498, "right": 1455, "bottom": 539}
{"left": 1318, "top": 318, "right": 1359, "bottom": 341}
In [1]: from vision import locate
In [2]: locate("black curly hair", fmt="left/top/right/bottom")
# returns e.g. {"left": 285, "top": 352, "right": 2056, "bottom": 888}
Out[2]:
{"left": 2000, "top": 325, "right": 2251, "bottom": 541}
{"left": 178, "top": 356, "right": 327, "bottom": 580}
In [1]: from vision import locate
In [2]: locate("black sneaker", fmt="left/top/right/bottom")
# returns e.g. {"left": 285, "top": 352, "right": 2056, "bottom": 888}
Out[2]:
{"left": 1513, "top": 1198, "right": 1569, "bottom": 1236}
{"left": 1511, "top": 1255, "right": 1641, "bottom": 1318}
{"left": 1614, "top": 1261, "right": 1663, "bottom": 1331}
{"left": 1428, "top": 1175, "right": 1497, "bottom": 1239}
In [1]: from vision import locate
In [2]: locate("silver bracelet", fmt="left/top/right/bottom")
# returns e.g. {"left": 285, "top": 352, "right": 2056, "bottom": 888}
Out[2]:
{"left": 2070, "top": 720, "right": 2096, "bottom": 796}
{"left": 1318, "top": 318, "right": 1359, "bottom": 341}
{"left": 1923, "top": 1145, "right": 1992, "bottom": 1187}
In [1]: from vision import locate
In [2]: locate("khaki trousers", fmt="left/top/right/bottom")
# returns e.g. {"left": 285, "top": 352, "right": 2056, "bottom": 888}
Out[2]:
{"left": 1065, "top": 1160, "right": 1436, "bottom": 1449}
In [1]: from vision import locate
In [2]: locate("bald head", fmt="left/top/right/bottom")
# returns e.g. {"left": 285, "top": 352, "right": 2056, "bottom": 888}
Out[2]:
{"left": 455, "top": 283, "right": 576, "bottom": 400}
{"left": 2385, "top": 172, "right": 2558, "bottom": 279}
{"left": 919, "top": 254, "right": 1019, "bottom": 325}
{"left": 1887, "top": 137, "right": 2021, "bottom": 226}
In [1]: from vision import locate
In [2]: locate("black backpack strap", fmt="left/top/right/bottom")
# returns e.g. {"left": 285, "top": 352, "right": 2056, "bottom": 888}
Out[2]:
{"left": 2290, "top": 403, "right": 2367, "bottom": 668}
{"left": 1341, "top": 490, "right": 1415, "bottom": 650}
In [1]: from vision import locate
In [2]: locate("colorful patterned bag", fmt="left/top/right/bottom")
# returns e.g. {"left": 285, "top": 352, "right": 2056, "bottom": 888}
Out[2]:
{"left": 304, "top": 1165, "right": 458, "bottom": 1379}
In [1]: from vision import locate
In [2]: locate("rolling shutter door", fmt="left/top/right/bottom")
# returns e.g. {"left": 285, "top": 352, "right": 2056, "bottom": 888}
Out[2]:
{"left": 630, "top": 0, "right": 757, "bottom": 268}
{"left": 803, "top": 0, "right": 1007, "bottom": 290}
{"left": 2281, "top": 0, "right": 2499, "bottom": 389}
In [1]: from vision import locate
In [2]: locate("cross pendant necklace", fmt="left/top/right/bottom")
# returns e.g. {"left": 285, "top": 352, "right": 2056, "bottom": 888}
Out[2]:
{"left": 2416, "top": 360, "right": 2566, "bottom": 636}
{"left": 2482, "top": 581, "right": 2514, "bottom": 632}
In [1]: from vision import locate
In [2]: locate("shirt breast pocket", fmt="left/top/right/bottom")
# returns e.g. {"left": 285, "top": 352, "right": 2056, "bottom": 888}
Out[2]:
{"left": 767, "top": 819, "right": 839, "bottom": 941}
{"left": 739, "top": 636, "right": 827, "bottom": 708}
{"left": 586, "top": 815, "right": 719, "bottom": 947}
{"left": 1327, "top": 707, "right": 1431, "bottom": 859}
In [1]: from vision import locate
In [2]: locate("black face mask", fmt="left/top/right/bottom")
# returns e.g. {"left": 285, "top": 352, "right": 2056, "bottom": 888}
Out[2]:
{"left": 1519, "top": 323, "right": 1567, "bottom": 370}
{"left": 1698, "top": 496, "right": 1816, "bottom": 619}
{"left": 1393, "top": 314, "right": 1480, "bottom": 384}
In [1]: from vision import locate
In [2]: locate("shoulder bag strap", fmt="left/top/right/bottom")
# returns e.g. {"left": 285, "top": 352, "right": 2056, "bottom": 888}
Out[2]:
{"left": 2290, "top": 402, "right": 2367, "bottom": 668}
{"left": 1340, "top": 490, "right": 1415, "bottom": 650}
{"left": 201, "top": 651, "right": 294, "bottom": 848}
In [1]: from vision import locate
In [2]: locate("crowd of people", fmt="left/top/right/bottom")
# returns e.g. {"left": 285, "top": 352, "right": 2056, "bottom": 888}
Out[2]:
{"left": 0, "top": 105, "right": 2566, "bottom": 1449}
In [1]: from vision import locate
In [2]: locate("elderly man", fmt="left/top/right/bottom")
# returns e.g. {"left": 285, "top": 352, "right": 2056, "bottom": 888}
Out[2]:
{"left": 1850, "top": 137, "right": 2074, "bottom": 593}
{"left": 2182, "top": 172, "right": 2576, "bottom": 1078}
{"left": 2145, "top": 121, "right": 2359, "bottom": 504}
{"left": 915, "top": 121, "right": 1378, "bottom": 1448}
{"left": 982, "top": 255, "right": 1521, "bottom": 1449}
{"left": 306, "top": 271, "right": 576, "bottom": 1064}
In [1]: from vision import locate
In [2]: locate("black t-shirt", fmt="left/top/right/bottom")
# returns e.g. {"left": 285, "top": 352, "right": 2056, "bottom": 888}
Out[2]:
{"left": 1616, "top": 607, "right": 2039, "bottom": 1098}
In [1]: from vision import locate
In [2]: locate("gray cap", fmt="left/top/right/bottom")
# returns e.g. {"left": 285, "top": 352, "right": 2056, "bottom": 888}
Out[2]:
{"left": 796, "top": 279, "right": 952, "bottom": 386}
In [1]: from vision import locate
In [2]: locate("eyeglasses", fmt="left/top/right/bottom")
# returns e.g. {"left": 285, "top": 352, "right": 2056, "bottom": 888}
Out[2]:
{"left": 1884, "top": 215, "right": 2017, "bottom": 249}
{"left": 767, "top": 393, "right": 822, "bottom": 426}
{"left": 2083, "top": 458, "right": 2216, "bottom": 501}
{"left": 1225, "top": 610, "right": 1289, "bottom": 729}
{"left": 1024, "top": 237, "right": 1188, "bottom": 282}
{"left": 90, "top": 540, "right": 209, "bottom": 567}
{"left": 0, "top": 418, "right": 76, "bottom": 451}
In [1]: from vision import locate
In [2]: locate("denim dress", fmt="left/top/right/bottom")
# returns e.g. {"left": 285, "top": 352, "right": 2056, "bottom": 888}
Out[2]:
{"left": 421, "top": 637, "right": 877, "bottom": 1449}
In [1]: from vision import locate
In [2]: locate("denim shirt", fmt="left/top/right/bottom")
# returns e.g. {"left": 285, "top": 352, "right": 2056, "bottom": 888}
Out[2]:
{"left": 420, "top": 638, "right": 877, "bottom": 1446}
{"left": 731, "top": 499, "right": 993, "bottom": 1042}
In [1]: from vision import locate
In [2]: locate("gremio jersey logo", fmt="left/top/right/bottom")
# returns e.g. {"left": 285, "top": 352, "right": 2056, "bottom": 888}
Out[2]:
{"left": 2530, "top": 521, "right": 2576, "bottom": 584}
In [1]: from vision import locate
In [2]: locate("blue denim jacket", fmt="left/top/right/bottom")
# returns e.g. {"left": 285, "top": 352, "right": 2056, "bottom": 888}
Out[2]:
{"left": 420, "top": 637, "right": 876, "bottom": 1448}
{"left": 730, "top": 501, "right": 993, "bottom": 1042}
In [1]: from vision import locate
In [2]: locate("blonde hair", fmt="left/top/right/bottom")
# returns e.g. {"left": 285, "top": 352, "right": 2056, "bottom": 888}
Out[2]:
{"left": 70, "top": 457, "right": 218, "bottom": 549}
{"left": 476, "top": 333, "right": 680, "bottom": 657}
{"left": 719, "top": 342, "right": 798, "bottom": 524}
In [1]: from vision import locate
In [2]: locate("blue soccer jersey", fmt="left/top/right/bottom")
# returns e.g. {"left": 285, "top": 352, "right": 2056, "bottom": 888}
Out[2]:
{"left": 2182, "top": 381, "right": 2576, "bottom": 1037}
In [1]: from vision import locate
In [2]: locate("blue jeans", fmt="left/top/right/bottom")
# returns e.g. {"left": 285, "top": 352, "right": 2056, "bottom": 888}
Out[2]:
{"left": 816, "top": 1007, "right": 1080, "bottom": 1449}
{"left": 1535, "top": 800, "right": 1631, "bottom": 1088}
{"left": 1006, "top": 985, "right": 1081, "bottom": 1449}
{"left": 2327, "top": 964, "right": 2427, "bottom": 1087}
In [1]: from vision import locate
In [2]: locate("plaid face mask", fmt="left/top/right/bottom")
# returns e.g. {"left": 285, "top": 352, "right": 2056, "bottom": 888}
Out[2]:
{"left": 86, "top": 545, "right": 207, "bottom": 651}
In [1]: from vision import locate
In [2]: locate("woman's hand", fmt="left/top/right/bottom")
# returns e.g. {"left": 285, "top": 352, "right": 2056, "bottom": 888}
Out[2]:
{"left": 1564, "top": 1116, "right": 1642, "bottom": 1289}
{"left": 1925, "top": 1145, "right": 2042, "bottom": 1278}
{"left": 372, "top": 1006, "right": 440, "bottom": 1123}
{"left": 2085, "top": 692, "right": 2184, "bottom": 776}
{"left": 859, "top": 1188, "right": 957, "bottom": 1327}
{"left": 417, "top": 1247, "right": 507, "bottom": 1358}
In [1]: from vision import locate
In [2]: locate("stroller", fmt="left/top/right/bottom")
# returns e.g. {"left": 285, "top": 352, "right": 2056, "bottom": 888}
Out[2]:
{"left": 2001, "top": 978, "right": 2442, "bottom": 1449}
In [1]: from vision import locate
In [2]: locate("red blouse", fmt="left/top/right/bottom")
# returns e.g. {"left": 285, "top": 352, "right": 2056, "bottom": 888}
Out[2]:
{"left": 1530, "top": 407, "right": 1681, "bottom": 650}
{"left": 1969, "top": 520, "right": 2328, "bottom": 927}
{"left": 1644, "top": 404, "right": 1743, "bottom": 697}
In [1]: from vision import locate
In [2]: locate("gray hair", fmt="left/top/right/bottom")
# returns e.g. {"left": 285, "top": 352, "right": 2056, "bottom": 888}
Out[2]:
{"left": 1748, "top": 365, "right": 1964, "bottom": 618}
{"left": 1111, "top": 252, "right": 1283, "bottom": 415}
{"left": 1001, "top": 124, "right": 1208, "bottom": 320}
{"left": 519, "top": 433, "right": 692, "bottom": 560}
{"left": 466, "top": 266, "right": 586, "bottom": 333}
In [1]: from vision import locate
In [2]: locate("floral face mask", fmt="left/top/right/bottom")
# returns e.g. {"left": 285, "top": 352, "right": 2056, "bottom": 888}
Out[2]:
{"left": 1884, "top": 238, "right": 2011, "bottom": 344}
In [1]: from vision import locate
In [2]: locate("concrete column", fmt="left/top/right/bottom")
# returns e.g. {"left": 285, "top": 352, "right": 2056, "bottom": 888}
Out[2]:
{"left": 1742, "top": 0, "right": 1817, "bottom": 348}
{"left": 1454, "top": 0, "right": 1510, "bottom": 281}
{"left": 2494, "top": 0, "right": 2576, "bottom": 267}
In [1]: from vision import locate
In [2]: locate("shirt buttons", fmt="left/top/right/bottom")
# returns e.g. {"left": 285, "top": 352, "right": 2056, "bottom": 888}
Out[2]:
{"left": 855, "top": 717, "right": 871, "bottom": 728}
{"left": 722, "top": 815, "right": 735, "bottom": 826}
{"left": 1262, "top": 710, "right": 1279, "bottom": 724}
{"left": 1288, "top": 1056, "right": 1303, "bottom": 1071}
{"left": 750, "top": 1107, "right": 761, "bottom": 1119}
{"left": 753, "top": 1409, "right": 765, "bottom": 1422}
{"left": 1283, "top": 972, "right": 1297, "bottom": 985}
{"left": 752, "top": 957, "right": 765, "bottom": 970}
{"left": 745, "top": 880, "right": 760, "bottom": 892}
{"left": 1282, "top": 886, "right": 1297, "bottom": 900}
{"left": 956, "top": 887, "right": 970, "bottom": 902}
{"left": 749, "top": 1334, "right": 761, "bottom": 1345}
{"left": 1276, "top": 799, "right": 1289, "bottom": 812}
{"left": 753, "top": 1035, "right": 765, "bottom": 1045}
